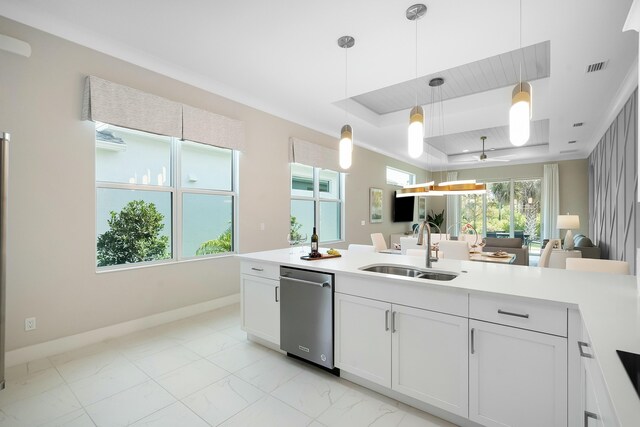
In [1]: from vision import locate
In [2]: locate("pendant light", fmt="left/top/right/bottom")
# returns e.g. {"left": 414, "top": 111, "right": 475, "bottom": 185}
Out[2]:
{"left": 509, "top": 0, "right": 532, "bottom": 146}
{"left": 406, "top": 4, "right": 427, "bottom": 159}
{"left": 338, "top": 35, "right": 355, "bottom": 169}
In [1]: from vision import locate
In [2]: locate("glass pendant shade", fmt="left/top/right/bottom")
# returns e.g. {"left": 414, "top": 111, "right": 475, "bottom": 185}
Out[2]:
{"left": 339, "top": 124, "right": 353, "bottom": 169}
{"left": 408, "top": 105, "right": 425, "bottom": 158}
{"left": 509, "top": 81, "right": 532, "bottom": 147}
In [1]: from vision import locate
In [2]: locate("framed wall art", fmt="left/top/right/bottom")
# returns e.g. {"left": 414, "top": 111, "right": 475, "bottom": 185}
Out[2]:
{"left": 369, "top": 188, "right": 383, "bottom": 223}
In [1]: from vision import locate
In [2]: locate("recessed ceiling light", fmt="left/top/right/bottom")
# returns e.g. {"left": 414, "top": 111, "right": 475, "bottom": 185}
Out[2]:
{"left": 490, "top": 148, "right": 496, "bottom": 151}
{"left": 568, "top": 140, "right": 577, "bottom": 144}
{"left": 462, "top": 149, "right": 469, "bottom": 153}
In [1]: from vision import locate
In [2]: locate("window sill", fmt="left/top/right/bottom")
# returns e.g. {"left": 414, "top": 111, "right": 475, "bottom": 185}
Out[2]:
{"left": 96, "top": 252, "right": 236, "bottom": 274}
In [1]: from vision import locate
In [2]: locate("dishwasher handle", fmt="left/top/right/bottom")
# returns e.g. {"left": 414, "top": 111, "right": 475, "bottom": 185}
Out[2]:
{"left": 280, "top": 276, "right": 330, "bottom": 288}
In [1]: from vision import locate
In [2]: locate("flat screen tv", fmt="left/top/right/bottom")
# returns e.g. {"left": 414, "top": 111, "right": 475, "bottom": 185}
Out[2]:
{"left": 393, "top": 191, "right": 414, "bottom": 222}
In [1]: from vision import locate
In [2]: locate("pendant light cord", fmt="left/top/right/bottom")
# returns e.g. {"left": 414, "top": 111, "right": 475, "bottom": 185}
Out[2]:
{"left": 519, "top": 0, "right": 522, "bottom": 87}
{"left": 415, "top": 18, "right": 418, "bottom": 105}
{"left": 345, "top": 44, "right": 348, "bottom": 121}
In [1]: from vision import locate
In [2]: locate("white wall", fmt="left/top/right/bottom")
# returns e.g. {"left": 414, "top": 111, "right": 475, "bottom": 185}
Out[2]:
{"left": 0, "top": 17, "right": 427, "bottom": 351}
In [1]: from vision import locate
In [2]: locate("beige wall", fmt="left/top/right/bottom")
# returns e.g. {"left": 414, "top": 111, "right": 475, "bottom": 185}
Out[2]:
{"left": 0, "top": 17, "right": 427, "bottom": 350}
{"left": 452, "top": 159, "right": 590, "bottom": 237}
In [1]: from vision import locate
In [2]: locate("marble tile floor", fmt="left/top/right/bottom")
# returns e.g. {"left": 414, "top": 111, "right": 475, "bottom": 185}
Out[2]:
{"left": 0, "top": 304, "right": 456, "bottom": 427}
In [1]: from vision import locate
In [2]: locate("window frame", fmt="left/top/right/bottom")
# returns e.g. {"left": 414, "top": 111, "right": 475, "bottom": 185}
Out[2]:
{"left": 386, "top": 166, "right": 416, "bottom": 187}
{"left": 290, "top": 164, "right": 345, "bottom": 244}
{"left": 95, "top": 125, "right": 238, "bottom": 271}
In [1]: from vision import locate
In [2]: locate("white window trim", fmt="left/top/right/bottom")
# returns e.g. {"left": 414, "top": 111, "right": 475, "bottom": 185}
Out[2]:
{"left": 290, "top": 165, "right": 345, "bottom": 245}
{"left": 386, "top": 166, "right": 416, "bottom": 187}
{"left": 96, "top": 134, "right": 238, "bottom": 272}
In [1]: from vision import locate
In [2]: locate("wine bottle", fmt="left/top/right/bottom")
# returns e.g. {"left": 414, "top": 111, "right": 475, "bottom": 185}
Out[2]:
{"left": 311, "top": 227, "right": 319, "bottom": 256}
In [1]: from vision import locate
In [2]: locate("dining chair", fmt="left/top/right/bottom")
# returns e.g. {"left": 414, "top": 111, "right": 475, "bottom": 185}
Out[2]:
{"left": 405, "top": 248, "right": 426, "bottom": 257}
{"left": 565, "top": 258, "right": 630, "bottom": 275}
{"left": 399, "top": 236, "right": 420, "bottom": 255}
{"left": 370, "top": 233, "right": 387, "bottom": 251}
{"left": 348, "top": 244, "right": 376, "bottom": 254}
{"left": 430, "top": 233, "right": 450, "bottom": 243}
{"left": 539, "top": 238, "right": 561, "bottom": 268}
{"left": 438, "top": 240, "right": 470, "bottom": 260}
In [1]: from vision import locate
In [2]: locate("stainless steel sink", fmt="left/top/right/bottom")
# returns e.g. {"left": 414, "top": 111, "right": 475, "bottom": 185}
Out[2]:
{"left": 360, "top": 264, "right": 458, "bottom": 281}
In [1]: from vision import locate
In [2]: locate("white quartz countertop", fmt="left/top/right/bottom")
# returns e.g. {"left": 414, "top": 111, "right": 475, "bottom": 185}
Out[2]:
{"left": 238, "top": 248, "right": 640, "bottom": 426}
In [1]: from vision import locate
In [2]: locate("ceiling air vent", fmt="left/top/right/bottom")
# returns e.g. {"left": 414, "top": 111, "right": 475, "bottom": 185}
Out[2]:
{"left": 560, "top": 149, "right": 578, "bottom": 154}
{"left": 572, "top": 122, "right": 584, "bottom": 127}
{"left": 568, "top": 140, "right": 577, "bottom": 144}
{"left": 586, "top": 61, "right": 608, "bottom": 73}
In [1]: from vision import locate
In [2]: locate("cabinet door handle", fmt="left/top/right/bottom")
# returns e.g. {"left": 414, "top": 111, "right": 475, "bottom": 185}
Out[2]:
{"left": 578, "top": 341, "right": 594, "bottom": 359}
{"left": 497, "top": 309, "right": 529, "bottom": 319}
{"left": 385, "top": 310, "right": 390, "bottom": 331}
{"left": 391, "top": 311, "right": 397, "bottom": 333}
{"left": 251, "top": 267, "right": 264, "bottom": 272}
{"left": 274, "top": 286, "right": 279, "bottom": 302}
{"left": 584, "top": 410, "right": 598, "bottom": 426}
{"left": 471, "top": 328, "right": 475, "bottom": 354}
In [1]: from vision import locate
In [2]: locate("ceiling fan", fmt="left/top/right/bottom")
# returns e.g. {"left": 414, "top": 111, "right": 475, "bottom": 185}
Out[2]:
{"left": 461, "top": 136, "right": 512, "bottom": 163}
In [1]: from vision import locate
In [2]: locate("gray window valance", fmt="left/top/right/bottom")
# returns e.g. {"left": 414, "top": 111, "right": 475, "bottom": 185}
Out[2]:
{"left": 82, "top": 76, "right": 182, "bottom": 138}
{"left": 82, "top": 76, "right": 245, "bottom": 150}
{"left": 289, "top": 137, "right": 340, "bottom": 171}
{"left": 182, "top": 105, "right": 245, "bottom": 151}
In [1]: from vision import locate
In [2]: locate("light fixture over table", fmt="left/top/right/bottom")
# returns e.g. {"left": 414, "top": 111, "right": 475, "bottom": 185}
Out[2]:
{"left": 406, "top": 4, "right": 427, "bottom": 159}
{"left": 338, "top": 35, "right": 355, "bottom": 169}
{"left": 509, "top": 0, "right": 532, "bottom": 146}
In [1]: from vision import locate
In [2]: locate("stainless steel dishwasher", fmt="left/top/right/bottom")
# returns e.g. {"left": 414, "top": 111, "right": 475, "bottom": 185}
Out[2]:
{"left": 280, "top": 266, "right": 336, "bottom": 371}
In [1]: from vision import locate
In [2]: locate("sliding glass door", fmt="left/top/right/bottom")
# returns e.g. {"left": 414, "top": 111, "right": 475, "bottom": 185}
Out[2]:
{"left": 485, "top": 181, "right": 511, "bottom": 237}
{"left": 457, "top": 178, "right": 541, "bottom": 252}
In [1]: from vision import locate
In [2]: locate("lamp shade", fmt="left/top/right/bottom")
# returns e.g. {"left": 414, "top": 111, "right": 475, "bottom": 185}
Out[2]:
{"left": 408, "top": 105, "right": 424, "bottom": 158}
{"left": 557, "top": 214, "right": 579, "bottom": 230}
{"left": 339, "top": 124, "right": 353, "bottom": 169}
{"left": 509, "top": 81, "right": 532, "bottom": 146}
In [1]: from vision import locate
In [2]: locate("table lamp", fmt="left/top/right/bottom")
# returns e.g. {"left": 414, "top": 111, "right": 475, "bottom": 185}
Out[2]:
{"left": 557, "top": 214, "right": 580, "bottom": 250}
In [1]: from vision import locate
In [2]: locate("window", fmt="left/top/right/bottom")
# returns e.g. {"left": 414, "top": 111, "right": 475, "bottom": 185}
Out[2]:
{"left": 96, "top": 123, "right": 237, "bottom": 268}
{"left": 386, "top": 166, "right": 415, "bottom": 187}
{"left": 290, "top": 163, "right": 344, "bottom": 243}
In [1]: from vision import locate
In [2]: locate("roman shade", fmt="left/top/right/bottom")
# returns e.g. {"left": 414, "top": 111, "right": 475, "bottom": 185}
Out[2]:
{"left": 82, "top": 76, "right": 182, "bottom": 138}
{"left": 182, "top": 105, "right": 245, "bottom": 151}
{"left": 289, "top": 137, "right": 340, "bottom": 171}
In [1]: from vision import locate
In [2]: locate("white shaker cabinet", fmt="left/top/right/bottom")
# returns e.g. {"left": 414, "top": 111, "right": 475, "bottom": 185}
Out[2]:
{"left": 334, "top": 292, "right": 391, "bottom": 387}
{"left": 469, "top": 319, "right": 568, "bottom": 427}
{"left": 576, "top": 327, "right": 619, "bottom": 427}
{"left": 240, "top": 262, "right": 280, "bottom": 345}
{"left": 335, "top": 292, "right": 468, "bottom": 417}
{"left": 392, "top": 304, "right": 469, "bottom": 417}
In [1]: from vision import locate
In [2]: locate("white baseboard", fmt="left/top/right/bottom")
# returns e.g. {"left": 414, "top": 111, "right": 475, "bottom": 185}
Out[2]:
{"left": 5, "top": 293, "right": 240, "bottom": 367}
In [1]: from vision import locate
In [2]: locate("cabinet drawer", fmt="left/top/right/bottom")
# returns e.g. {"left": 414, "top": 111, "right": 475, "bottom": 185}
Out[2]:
{"left": 241, "top": 261, "right": 279, "bottom": 280}
{"left": 470, "top": 293, "right": 567, "bottom": 337}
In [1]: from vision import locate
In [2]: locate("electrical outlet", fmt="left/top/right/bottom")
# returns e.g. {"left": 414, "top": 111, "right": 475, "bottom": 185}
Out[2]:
{"left": 25, "top": 317, "right": 36, "bottom": 331}
{"left": 361, "top": 220, "right": 365, "bottom": 226}
{"left": 260, "top": 222, "right": 265, "bottom": 231}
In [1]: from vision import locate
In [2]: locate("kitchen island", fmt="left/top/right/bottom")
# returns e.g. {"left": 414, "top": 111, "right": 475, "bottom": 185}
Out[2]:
{"left": 238, "top": 248, "right": 640, "bottom": 426}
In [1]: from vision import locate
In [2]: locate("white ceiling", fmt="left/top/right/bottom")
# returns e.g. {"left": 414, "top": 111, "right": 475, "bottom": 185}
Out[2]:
{"left": 0, "top": 0, "right": 637, "bottom": 171}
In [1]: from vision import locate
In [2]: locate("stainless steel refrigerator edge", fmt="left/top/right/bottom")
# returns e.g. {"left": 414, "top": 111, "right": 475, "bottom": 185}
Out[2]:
{"left": 279, "top": 267, "right": 335, "bottom": 370}
{"left": 0, "top": 133, "right": 9, "bottom": 390}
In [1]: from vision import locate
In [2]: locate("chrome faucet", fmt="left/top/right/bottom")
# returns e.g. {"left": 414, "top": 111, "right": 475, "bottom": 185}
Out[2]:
{"left": 416, "top": 220, "right": 437, "bottom": 268}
